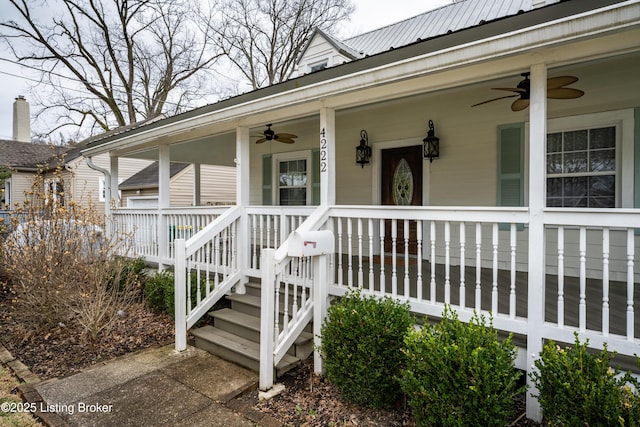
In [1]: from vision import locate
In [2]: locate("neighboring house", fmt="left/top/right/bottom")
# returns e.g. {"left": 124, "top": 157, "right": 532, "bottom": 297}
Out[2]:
{"left": 81, "top": 0, "right": 640, "bottom": 421}
{"left": 0, "top": 97, "right": 156, "bottom": 213}
{"left": 120, "top": 161, "right": 236, "bottom": 208}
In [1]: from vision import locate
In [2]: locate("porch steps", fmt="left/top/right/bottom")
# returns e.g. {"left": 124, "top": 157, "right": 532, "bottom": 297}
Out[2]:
{"left": 191, "top": 281, "right": 313, "bottom": 377}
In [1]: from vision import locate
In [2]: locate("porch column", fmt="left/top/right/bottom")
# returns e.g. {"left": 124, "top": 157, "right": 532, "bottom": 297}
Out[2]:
{"left": 193, "top": 163, "right": 201, "bottom": 206}
{"left": 526, "top": 63, "right": 547, "bottom": 422}
{"left": 319, "top": 107, "right": 336, "bottom": 205}
{"left": 109, "top": 155, "right": 119, "bottom": 208}
{"left": 158, "top": 144, "right": 171, "bottom": 269}
{"left": 236, "top": 126, "right": 250, "bottom": 294}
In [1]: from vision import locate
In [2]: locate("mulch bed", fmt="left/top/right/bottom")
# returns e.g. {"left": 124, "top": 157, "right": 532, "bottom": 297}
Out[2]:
{"left": 0, "top": 297, "right": 174, "bottom": 380}
{"left": 241, "top": 357, "right": 542, "bottom": 426}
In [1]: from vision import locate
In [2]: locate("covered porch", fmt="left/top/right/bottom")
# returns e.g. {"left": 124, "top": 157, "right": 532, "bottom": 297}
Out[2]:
{"left": 82, "top": 1, "right": 640, "bottom": 420}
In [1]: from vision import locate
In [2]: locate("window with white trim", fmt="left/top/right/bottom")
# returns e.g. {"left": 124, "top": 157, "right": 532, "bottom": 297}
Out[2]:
{"left": 309, "top": 60, "right": 328, "bottom": 73}
{"left": 273, "top": 151, "right": 311, "bottom": 206}
{"left": 546, "top": 126, "right": 616, "bottom": 208}
{"left": 45, "top": 178, "right": 65, "bottom": 206}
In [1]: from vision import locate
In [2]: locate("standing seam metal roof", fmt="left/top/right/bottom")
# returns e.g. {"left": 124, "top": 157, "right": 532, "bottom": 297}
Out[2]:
{"left": 344, "top": 0, "right": 532, "bottom": 56}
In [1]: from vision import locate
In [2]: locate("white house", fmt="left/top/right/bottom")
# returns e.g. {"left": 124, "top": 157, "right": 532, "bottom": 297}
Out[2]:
{"left": 81, "top": 0, "right": 640, "bottom": 420}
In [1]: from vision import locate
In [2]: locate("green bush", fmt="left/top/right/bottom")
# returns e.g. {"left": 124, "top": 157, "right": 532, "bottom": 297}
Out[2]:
{"left": 400, "top": 307, "right": 524, "bottom": 427}
{"left": 144, "top": 270, "right": 175, "bottom": 315}
{"left": 531, "top": 333, "right": 640, "bottom": 426}
{"left": 144, "top": 269, "right": 208, "bottom": 318}
{"left": 319, "top": 289, "right": 413, "bottom": 409}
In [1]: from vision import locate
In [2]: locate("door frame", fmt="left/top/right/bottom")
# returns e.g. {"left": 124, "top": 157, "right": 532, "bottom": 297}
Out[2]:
{"left": 371, "top": 138, "right": 430, "bottom": 206}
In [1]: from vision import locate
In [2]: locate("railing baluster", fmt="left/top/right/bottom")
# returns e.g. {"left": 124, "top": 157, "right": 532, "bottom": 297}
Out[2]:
{"left": 492, "top": 223, "right": 498, "bottom": 314}
{"left": 602, "top": 228, "right": 609, "bottom": 336}
{"left": 252, "top": 214, "right": 257, "bottom": 269}
{"left": 337, "top": 217, "right": 343, "bottom": 286}
{"left": 460, "top": 222, "right": 465, "bottom": 309}
{"left": 444, "top": 221, "right": 450, "bottom": 304}
{"left": 404, "top": 220, "right": 410, "bottom": 298}
{"left": 579, "top": 227, "right": 587, "bottom": 332}
{"left": 347, "top": 217, "right": 353, "bottom": 287}
{"left": 430, "top": 221, "right": 436, "bottom": 303}
{"left": 259, "top": 215, "right": 265, "bottom": 260}
{"left": 358, "top": 218, "right": 364, "bottom": 288}
{"left": 557, "top": 226, "right": 564, "bottom": 327}
{"left": 509, "top": 223, "right": 516, "bottom": 319}
{"left": 368, "top": 218, "right": 374, "bottom": 294}
{"left": 627, "top": 228, "right": 635, "bottom": 340}
{"left": 417, "top": 220, "right": 423, "bottom": 301}
{"left": 379, "top": 219, "right": 386, "bottom": 294}
{"left": 392, "top": 219, "right": 398, "bottom": 298}
{"left": 476, "top": 223, "right": 482, "bottom": 311}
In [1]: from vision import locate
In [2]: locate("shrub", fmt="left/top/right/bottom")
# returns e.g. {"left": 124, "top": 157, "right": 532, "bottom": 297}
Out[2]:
{"left": 400, "top": 307, "right": 524, "bottom": 427}
{"left": 0, "top": 163, "right": 141, "bottom": 342}
{"left": 319, "top": 289, "right": 413, "bottom": 409}
{"left": 144, "top": 269, "right": 208, "bottom": 318}
{"left": 144, "top": 270, "right": 175, "bottom": 315}
{"left": 531, "top": 333, "right": 640, "bottom": 426}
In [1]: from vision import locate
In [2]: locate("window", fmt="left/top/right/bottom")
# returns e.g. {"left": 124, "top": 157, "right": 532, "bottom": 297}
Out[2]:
{"left": 546, "top": 127, "right": 616, "bottom": 207}
{"left": 45, "top": 178, "right": 65, "bottom": 206}
{"left": 278, "top": 158, "right": 308, "bottom": 206}
{"left": 2, "top": 179, "right": 10, "bottom": 207}
{"left": 309, "top": 60, "right": 328, "bottom": 73}
{"left": 98, "top": 177, "right": 123, "bottom": 202}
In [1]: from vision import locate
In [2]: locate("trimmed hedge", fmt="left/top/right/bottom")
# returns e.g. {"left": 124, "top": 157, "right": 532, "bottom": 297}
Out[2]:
{"left": 320, "top": 289, "right": 413, "bottom": 408}
{"left": 400, "top": 307, "right": 524, "bottom": 427}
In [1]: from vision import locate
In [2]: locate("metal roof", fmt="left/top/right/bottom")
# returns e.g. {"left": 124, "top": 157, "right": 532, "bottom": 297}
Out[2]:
{"left": 344, "top": 0, "right": 533, "bottom": 56}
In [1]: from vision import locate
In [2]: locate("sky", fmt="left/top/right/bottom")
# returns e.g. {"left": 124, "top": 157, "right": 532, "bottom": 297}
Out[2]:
{"left": 0, "top": 0, "right": 452, "bottom": 141}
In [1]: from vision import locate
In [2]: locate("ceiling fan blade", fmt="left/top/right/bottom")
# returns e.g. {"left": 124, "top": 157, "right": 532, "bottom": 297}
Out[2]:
{"left": 491, "top": 87, "right": 527, "bottom": 93}
{"left": 511, "top": 99, "right": 530, "bottom": 111}
{"left": 471, "top": 94, "right": 518, "bottom": 107}
{"left": 276, "top": 137, "right": 296, "bottom": 144}
{"left": 547, "top": 76, "right": 578, "bottom": 89}
{"left": 547, "top": 87, "right": 585, "bottom": 99}
{"left": 255, "top": 138, "right": 267, "bottom": 144}
{"left": 275, "top": 133, "right": 298, "bottom": 139}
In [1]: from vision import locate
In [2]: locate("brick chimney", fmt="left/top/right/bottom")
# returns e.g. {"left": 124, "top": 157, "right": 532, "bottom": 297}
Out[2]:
{"left": 12, "top": 95, "right": 31, "bottom": 142}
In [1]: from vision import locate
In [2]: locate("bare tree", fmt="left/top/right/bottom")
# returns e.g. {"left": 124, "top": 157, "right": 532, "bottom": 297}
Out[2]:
{"left": 205, "top": 0, "right": 354, "bottom": 90}
{"left": 1, "top": 0, "right": 221, "bottom": 137}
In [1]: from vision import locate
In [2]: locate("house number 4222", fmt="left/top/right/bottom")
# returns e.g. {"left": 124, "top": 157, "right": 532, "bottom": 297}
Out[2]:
{"left": 320, "top": 128, "right": 328, "bottom": 173}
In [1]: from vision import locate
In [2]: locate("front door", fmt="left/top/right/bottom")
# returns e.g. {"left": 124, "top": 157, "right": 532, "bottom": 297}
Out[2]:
{"left": 381, "top": 145, "right": 423, "bottom": 253}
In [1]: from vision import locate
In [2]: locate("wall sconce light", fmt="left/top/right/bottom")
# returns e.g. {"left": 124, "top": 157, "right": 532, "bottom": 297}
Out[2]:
{"left": 423, "top": 120, "right": 440, "bottom": 163}
{"left": 356, "top": 129, "right": 372, "bottom": 168}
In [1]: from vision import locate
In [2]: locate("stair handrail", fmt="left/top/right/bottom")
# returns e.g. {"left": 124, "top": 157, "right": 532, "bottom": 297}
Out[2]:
{"left": 175, "top": 205, "right": 244, "bottom": 351}
{"left": 260, "top": 206, "right": 332, "bottom": 390}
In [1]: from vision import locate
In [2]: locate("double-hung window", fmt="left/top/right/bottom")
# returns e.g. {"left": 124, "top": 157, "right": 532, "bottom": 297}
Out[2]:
{"left": 278, "top": 158, "right": 309, "bottom": 206}
{"left": 546, "top": 126, "right": 616, "bottom": 208}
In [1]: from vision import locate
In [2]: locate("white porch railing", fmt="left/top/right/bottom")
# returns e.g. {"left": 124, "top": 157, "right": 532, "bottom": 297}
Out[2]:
{"left": 258, "top": 205, "right": 640, "bottom": 419}
{"left": 246, "top": 206, "right": 315, "bottom": 274}
{"left": 112, "top": 206, "right": 230, "bottom": 264}
{"left": 174, "top": 206, "right": 243, "bottom": 351}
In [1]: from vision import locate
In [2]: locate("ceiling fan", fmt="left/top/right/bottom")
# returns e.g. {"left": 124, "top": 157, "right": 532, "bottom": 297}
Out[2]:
{"left": 471, "top": 72, "right": 584, "bottom": 111}
{"left": 254, "top": 124, "right": 297, "bottom": 144}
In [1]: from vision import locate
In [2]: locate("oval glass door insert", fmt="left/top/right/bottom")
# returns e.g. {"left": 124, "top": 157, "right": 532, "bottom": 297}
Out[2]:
{"left": 393, "top": 158, "right": 413, "bottom": 205}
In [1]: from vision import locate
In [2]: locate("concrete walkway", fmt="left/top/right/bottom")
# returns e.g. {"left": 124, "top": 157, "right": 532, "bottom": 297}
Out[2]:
{"left": 16, "top": 345, "right": 281, "bottom": 426}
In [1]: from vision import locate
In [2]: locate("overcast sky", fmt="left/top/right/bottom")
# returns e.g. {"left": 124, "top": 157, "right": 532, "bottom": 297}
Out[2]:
{"left": 0, "top": 0, "right": 451, "bottom": 141}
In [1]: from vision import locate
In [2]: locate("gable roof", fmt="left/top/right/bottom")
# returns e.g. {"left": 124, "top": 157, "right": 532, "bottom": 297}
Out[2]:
{"left": 0, "top": 139, "right": 69, "bottom": 171}
{"left": 119, "top": 161, "right": 190, "bottom": 190}
{"left": 344, "top": 0, "right": 533, "bottom": 57}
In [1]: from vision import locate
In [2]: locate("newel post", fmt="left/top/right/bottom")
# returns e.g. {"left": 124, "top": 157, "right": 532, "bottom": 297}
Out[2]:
{"left": 313, "top": 254, "right": 329, "bottom": 375}
{"left": 259, "top": 249, "right": 276, "bottom": 390}
{"left": 174, "top": 238, "right": 187, "bottom": 352}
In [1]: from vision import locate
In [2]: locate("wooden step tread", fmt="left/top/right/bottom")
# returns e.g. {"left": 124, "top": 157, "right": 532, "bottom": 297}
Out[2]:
{"left": 226, "top": 293, "right": 261, "bottom": 307}
{"left": 209, "top": 308, "right": 313, "bottom": 344}
{"left": 192, "top": 325, "right": 301, "bottom": 367}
